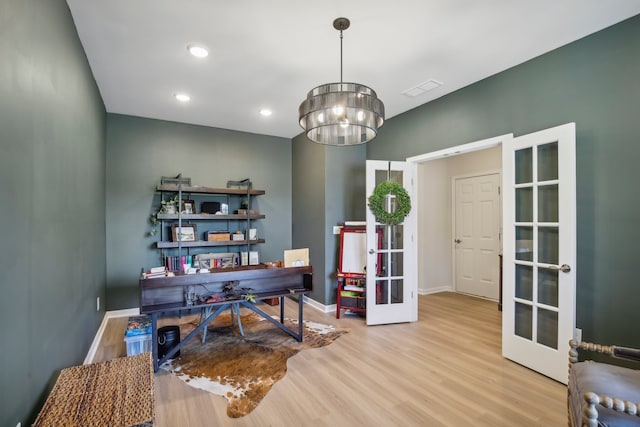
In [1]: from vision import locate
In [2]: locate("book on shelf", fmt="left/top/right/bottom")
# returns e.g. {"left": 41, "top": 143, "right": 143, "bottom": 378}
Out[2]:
{"left": 143, "top": 266, "right": 170, "bottom": 279}
{"left": 341, "top": 291, "right": 361, "bottom": 297}
{"left": 241, "top": 251, "right": 259, "bottom": 266}
{"left": 164, "top": 255, "right": 193, "bottom": 272}
{"left": 143, "top": 271, "right": 175, "bottom": 279}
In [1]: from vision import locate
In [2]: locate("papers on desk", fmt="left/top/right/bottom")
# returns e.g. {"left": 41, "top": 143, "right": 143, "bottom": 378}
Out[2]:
{"left": 284, "top": 248, "right": 309, "bottom": 267}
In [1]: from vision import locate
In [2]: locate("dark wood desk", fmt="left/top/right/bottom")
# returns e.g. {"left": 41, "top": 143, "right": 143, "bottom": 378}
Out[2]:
{"left": 140, "top": 265, "right": 313, "bottom": 372}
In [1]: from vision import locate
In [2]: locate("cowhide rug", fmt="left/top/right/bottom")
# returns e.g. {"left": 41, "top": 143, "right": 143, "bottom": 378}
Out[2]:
{"left": 160, "top": 310, "right": 347, "bottom": 418}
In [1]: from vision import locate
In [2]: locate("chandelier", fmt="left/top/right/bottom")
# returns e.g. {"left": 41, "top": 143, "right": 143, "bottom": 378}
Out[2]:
{"left": 298, "top": 17, "right": 385, "bottom": 146}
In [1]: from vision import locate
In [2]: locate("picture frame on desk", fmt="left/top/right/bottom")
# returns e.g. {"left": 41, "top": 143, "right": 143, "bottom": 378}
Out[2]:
{"left": 195, "top": 252, "right": 238, "bottom": 269}
{"left": 181, "top": 199, "right": 195, "bottom": 214}
{"left": 172, "top": 224, "right": 197, "bottom": 242}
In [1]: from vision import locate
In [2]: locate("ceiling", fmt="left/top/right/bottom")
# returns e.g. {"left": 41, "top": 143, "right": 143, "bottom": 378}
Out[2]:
{"left": 66, "top": 1, "right": 640, "bottom": 140}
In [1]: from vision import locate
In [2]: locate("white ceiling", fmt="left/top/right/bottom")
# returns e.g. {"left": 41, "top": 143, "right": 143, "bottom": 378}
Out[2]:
{"left": 66, "top": 1, "right": 640, "bottom": 140}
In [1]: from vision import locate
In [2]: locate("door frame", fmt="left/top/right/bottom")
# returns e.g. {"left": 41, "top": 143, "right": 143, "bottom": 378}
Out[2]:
{"left": 451, "top": 170, "right": 502, "bottom": 299}
{"left": 406, "top": 133, "right": 512, "bottom": 296}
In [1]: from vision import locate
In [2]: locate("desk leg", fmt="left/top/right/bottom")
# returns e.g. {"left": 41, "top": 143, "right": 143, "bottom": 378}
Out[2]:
{"left": 240, "top": 299, "right": 303, "bottom": 341}
{"left": 298, "top": 294, "right": 304, "bottom": 342}
{"left": 200, "top": 307, "right": 212, "bottom": 343}
{"left": 279, "top": 296, "right": 285, "bottom": 323}
{"left": 151, "top": 313, "right": 159, "bottom": 373}
{"left": 232, "top": 303, "right": 244, "bottom": 336}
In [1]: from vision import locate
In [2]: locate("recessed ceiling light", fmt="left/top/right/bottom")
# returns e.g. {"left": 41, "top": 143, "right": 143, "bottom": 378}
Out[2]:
{"left": 174, "top": 93, "right": 191, "bottom": 102}
{"left": 259, "top": 108, "right": 272, "bottom": 117}
{"left": 187, "top": 45, "right": 208, "bottom": 58}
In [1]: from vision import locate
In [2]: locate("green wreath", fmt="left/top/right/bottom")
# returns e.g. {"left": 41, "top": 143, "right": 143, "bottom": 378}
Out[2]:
{"left": 368, "top": 181, "right": 411, "bottom": 225}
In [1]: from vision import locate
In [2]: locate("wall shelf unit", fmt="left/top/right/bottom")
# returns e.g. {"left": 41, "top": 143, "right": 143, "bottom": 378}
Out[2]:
{"left": 154, "top": 177, "right": 265, "bottom": 269}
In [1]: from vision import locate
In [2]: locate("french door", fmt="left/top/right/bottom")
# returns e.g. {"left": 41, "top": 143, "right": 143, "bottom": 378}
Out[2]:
{"left": 365, "top": 160, "right": 417, "bottom": 325}
{"left": 502, "top": 123, "right": 576, "bottom": 384}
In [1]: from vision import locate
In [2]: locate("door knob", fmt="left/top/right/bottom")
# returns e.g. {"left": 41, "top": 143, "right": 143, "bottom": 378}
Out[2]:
{"left": 368, "top": 249, "right": 376, "bottom": 254}
{"left": 454, "top": 239, "right": 462, "bottom": 244}
{"left": 548, "top": 264, "right": 571, "bottom": 273}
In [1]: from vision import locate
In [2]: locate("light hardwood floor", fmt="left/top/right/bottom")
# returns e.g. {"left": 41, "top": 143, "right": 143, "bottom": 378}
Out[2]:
{"left": 94, "top": 292, "right": 567, "bottom": 426}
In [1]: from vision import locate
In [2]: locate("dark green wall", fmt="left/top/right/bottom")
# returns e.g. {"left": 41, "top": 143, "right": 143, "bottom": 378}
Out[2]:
{"left": 292, "top": 135, "right": 366, "bottom": 305}
{"left": 324, "top": 145, "right": 366, "bottom": 304}
{"left": 106, "top": 114, "right": 292, "bottom": 310}
{"left": 368, "top": 14, "right": 640, "bottom": 347}
{"left": 0, "top": 1, "right": 106, "bottom": 425}
{"left": 292, "top": 135, "right": 327, "bottom": 303}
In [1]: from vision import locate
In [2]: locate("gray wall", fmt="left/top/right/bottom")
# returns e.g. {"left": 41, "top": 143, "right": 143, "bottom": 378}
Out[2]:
{"left": 106, "top": 114, "right": 292, "bottom": 310}
{"left": 292, "top": 134, "right": 366, "bottom": 305}
{"left": 324, "top": 145, "right": 367, "bottom": 303}
{"left": 292, "top": 135, "right": 326, "bottom": 303}
{"left": 0, "top": 1, "right": 106, "bottom": 425}
{"left": 368, "top": 14, "right": 640, "bottom": 347}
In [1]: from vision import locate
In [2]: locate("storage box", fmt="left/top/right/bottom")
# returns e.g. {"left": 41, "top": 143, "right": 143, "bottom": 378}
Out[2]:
{"left": 340, "top": 295, "right": 366, "bottom": 309}
{"left": 124, "top": 333, "right": 152, "bottom": 356}
{"left": 236, "top": 209, "right": 259, "bottom": 215}
{"left": 232, "top": 233, "right": 245, "bottom": 241}
{"left": 125, "top": 315, "right": 152, "bottom": 337}
{"left": 207, "top": 231, "right": 230, "bottom": 241}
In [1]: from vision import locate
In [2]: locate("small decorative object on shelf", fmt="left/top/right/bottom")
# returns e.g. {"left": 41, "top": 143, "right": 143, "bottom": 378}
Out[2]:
{"left": 171, "top": 224, "right": 197, "bottom": 242}
{"left": 181, "top": 199, "right": 195, "bottom": 214}
{"left": 149, "top": 195, "right": 181, "bottom": 236}
{"left": 248, "top": 228, "right": 257, "bottom": 240}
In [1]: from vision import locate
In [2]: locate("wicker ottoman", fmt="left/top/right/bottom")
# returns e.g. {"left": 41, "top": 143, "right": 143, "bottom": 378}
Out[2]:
{"left": 33, "top": 353, "right": 154, "bottom": 427}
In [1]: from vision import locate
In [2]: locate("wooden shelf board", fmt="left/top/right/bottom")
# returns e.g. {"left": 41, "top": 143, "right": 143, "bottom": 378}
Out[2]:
{"left": 156, "top": 239, "right": 265, "bottom": 249}
{"left": 156, "top": 213, "right": 265, "bottom": 220}
{"left": 157, "top": 184, "right": 265, "bottom": 196}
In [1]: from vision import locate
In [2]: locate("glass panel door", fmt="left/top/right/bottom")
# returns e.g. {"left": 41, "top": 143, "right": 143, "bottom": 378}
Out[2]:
{"left": 366, "top": 160, "right": 417, "bottom": 325}
{"left": 502, "top": 123, "right": 576, "bottom": 384}
{"left": 513, "top": 142, "right": 560, "bottom": 350}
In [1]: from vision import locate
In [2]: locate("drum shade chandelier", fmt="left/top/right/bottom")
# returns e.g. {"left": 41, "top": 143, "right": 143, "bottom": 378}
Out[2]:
{"left": 298, "top": 17, "right": 385, "bottom": 146}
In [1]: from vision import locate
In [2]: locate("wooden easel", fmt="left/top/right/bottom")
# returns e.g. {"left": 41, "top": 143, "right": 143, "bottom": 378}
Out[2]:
{"left": 336, "top": 225, "right": 382, "bottom": 318}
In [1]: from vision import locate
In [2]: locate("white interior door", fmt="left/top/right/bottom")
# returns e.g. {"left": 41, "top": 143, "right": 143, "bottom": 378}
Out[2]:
{"left": 454, "top": 173, "right": 501, "bottom": 300}
{"left": 502, "top": 123, "right": 576, "bottom": 384}
{"left": 366, "top": 160, "right": 417, "bottom": 325}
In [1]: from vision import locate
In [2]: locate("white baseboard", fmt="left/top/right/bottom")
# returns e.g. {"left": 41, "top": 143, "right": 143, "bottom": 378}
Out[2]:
{"left": 303, "top": 296, "right": 335, "bottom": 313}
{"left": 419, "top": 285, "right": 453, "bottom": 295}
{"left": 84, "top": 308, "right": 139, "bottom": 364}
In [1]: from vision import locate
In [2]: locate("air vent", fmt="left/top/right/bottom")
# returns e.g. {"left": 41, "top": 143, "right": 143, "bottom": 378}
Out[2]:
{"left": 402, "top": 79, "right": 443, "bottom": 97}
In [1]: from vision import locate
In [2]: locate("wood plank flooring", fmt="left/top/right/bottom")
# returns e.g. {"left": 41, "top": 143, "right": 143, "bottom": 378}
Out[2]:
{"left": 94, "top": 292, "right": 567, "bottom": 426}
